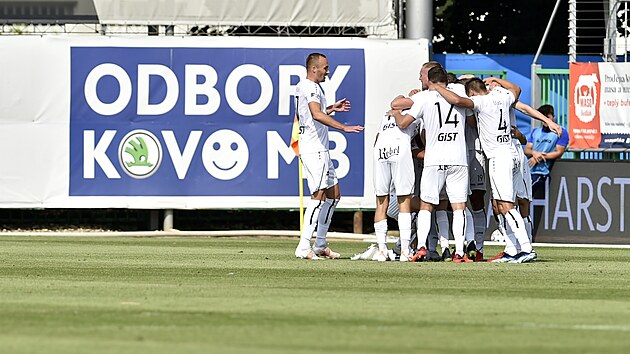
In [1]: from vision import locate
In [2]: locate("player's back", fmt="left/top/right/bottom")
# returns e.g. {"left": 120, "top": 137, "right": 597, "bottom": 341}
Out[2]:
{"left": 377, "top": 111, "right": 417, "bottom": 144}
{"left": 471, "top": 89, "right": 515, "bottom": 159}
{"left": 409, "top": 86, "right": 467, "bottom": 167}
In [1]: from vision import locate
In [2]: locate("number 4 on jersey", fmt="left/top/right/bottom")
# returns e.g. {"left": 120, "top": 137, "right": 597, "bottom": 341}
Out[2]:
{"left": 498, "top": 108, "right": 508, "bottom": 132}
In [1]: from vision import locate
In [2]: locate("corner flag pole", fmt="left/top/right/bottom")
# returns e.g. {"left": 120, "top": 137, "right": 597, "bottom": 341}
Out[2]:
{"left": 298, "top": 158, "right": 304, "bottom": 232}
{"left": 290, "top": 115, "right": 304, "bottom": 232}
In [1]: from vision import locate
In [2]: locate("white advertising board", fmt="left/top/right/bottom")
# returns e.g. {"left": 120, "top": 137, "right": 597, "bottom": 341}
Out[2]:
{"left": 0, "top": 35, "right": 429, "bottom": 209}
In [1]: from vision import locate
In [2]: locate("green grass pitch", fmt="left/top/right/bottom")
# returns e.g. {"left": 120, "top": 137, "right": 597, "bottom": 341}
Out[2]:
{"left": 0, "top": 236, "right": 629, "bottom": 354}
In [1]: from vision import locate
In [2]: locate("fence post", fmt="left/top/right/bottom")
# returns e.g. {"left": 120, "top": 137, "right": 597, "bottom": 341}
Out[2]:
{"left": 163, "top": 210, "right": 174, "bottom": 231}
{"left": 531, "top": 64, "right": 542, "bottom": 128}
{"left": 353, "top": 211, "right": 363, "bottom": 234}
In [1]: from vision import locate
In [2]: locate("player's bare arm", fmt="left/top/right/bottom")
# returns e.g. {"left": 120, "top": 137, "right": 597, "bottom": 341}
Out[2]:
{"left": 326, "top": 98, "right": 351, "bottom": 115}
{"left": 514, "top": 101, "right": 562, "bottom": 138}
{"left": 390, "top": 95, "right": 414, "bottom": 110}
{"left": 466, "top": 114, "right": 477, "bottom": 128}
{"left": 309, "top": 101, "right": 364, "bottom": 133}
{"left": 542, "top": 144, "right": 567, "bottom": 161}
{"left": 511, "top": 125, "right": 527, "bottom": 145}
{"left": 412, "top": 147, "right": 425, "bottom": 160}
{"left": 524, "top": 142, "right": 545, "bottom": 167}
{"left": 387, "top": 109, "right": 415, "bottom": 129}
{"left": 429, "top": 82, "right": 474, "bottom": 109}
{"left": 483, "top": 77, "right": 521, "bottom": 102}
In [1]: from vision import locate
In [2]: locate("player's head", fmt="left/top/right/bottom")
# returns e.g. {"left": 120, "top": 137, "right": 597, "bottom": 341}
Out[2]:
{"left": 447, "top": 72, "right": 459, "bottom": 84}
{"left": 456, "top": 74, "right": 475, "bottom": 85}
{"left": 427, "top": 66, "right": 448, "bottom": 84}
{"left": 486, "top": 80, "right": 501, "bottom": 91}
{"left": 306, "top": 53, "right": 329, "bottom": 83}
{"left": 538, "top": 104, "right": 555, "bottom": 123}
{"left": 419, "top": 61, "right": 443, "bottom": 90}
{"left": 465, "top": 78, "right": 488, "bottom": 96}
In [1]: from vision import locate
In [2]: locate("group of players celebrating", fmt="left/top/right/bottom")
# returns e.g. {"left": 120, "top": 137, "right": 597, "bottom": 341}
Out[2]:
{"left": 365, "top": 61, "right": 562, "bottom": 263}
{"left": 292, "top": 53, "right": 561, "bottom": 263}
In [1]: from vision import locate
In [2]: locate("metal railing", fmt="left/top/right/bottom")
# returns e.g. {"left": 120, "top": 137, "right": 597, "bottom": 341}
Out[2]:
{"left": 533, "top": 67, "right": 630, "bottom": 161}
{"left": 537, "top": 68, "right": 570, "bottom": 129}
{"left": 448, "top": 69, "right": 507, "bottom": 80}
{"left": 569, "top": 0, "right": 630, "bottom": 62}
{"left": 566, "top": 148, "right": 630, "bottom": 160}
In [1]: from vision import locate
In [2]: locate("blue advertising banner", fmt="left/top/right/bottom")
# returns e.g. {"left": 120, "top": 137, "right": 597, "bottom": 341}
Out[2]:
{"left": 69, "top": 47, "right": 365, "bottom": 196}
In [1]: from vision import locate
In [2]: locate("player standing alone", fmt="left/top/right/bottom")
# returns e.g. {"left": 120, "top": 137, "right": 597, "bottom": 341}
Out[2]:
{"left": 294, "top": 52, "right": 364, "bottom": 260}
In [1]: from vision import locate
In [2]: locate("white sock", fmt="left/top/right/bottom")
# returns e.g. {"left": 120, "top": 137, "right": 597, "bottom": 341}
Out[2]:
{"left": 464, "top": 208, "right": 474, "bottom": 245}
{"left": 398, "top": 213, "right": 412, "bottom": 253}
{"left": 436, "top": 210, "right": 450, "bottom": 251}
{"left": 472, "top": 209, "right": 486, "bottom": 253}
{"left": 415, "top": 210, "right": 432, "bottom": 251}
{"left": 452, "top": 209, "right": 466, "bottom": 256}
{"left": 524, "top": 215, "right": 533, "bottom": 243}
{"left": 314, "top": 198, "right": 337, "bottom": 250}
{"left": 374, "top": 219, "right": 388, "bottom": 252}
{"left": 505, "top": 209, "right": 532, "bottom": 253}
{"left": 298, "top": 199, "right": 323, "bottom": 250}
{"left": 497, "top": 214, "right": 518, "bottom": 256}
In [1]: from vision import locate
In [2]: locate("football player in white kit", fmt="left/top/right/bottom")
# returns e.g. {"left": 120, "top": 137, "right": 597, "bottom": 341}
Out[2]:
{"left": 390, "top": 62, "right": 445, "bottom": 261}
{"left": 294, "top": 53, "right": 364, "bottom": 260}
{"left": 463, "top": 111, "right": 488, "bottom": 261}
{"left": 390, "top": 66, "right": 472, "bottom": 263}
{"left": 372, "top": 110, "right": 420, "bottom": 261}
{"left": 448, "top": 74, "right": 486, "bottom": 262}
{"left": 487, "top": 81, "right": 562, "bottom": 256}
{"left": 511, "top": 101, "right": 562, "bottom": 243}
{"left": 432, "top": 77, "right": 536, "bottom": 263}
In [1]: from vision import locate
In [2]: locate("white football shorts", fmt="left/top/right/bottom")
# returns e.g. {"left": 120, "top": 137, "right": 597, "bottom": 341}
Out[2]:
{"left": 373, "top": 140, "right": 415, "bottom": 197}
{"left": 468, "top": 149, "right": 486, "bottom": 192}
{"left": 514, "top": 153, "right": 533, "bottom": 201}
{"left": 487, "top": 153, "right": 517, "bottom": 203}
{"left": 300, "top": 151, "right": 338, "bottom": 194}
{"left": 420, "top": 165, "right": 469, "bottom": 205}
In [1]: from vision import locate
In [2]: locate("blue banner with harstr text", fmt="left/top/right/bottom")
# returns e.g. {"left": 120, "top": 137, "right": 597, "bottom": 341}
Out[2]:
{"left": 69, "top": 47, "right": 365, "bottom": 196}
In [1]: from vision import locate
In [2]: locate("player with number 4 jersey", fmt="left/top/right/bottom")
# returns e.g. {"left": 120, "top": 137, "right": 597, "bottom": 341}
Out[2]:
{"left": 432, "top": 77, "right": 536, "bottom": 263}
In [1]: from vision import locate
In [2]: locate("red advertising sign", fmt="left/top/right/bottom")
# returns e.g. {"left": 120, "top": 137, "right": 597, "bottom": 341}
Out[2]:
{"left": 569, "top": 62, "right": 601, "bottom": 148}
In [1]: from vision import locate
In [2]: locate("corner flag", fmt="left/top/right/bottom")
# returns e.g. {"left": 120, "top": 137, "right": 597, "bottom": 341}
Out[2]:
{"left": 290, "top": 115, "right": 299, "bottom": 156}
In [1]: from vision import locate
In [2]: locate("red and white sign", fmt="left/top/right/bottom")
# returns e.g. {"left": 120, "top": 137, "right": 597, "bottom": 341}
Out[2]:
{"left": 569, "top": 62, "right": 601, "bottom": 148}
{"left": 570, "top": 62, "right": 630, "bottom": 149}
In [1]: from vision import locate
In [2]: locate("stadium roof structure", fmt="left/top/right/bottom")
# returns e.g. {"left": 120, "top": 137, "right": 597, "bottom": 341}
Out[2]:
{"left": 0, "top": 0, "right": 397, "bottom": 37}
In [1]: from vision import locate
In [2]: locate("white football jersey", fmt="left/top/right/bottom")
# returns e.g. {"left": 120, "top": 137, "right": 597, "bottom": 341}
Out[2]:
{"left": 465, "top": 116, "right": 482, "bottom": 152}
{"left": 375, "top": 111, "right": 419, "bottom": 149}
{"left": 509, "top": 104, "right": 526, "bottom": 157}
{"left": 295, "top": 78, "right": 328, "bottom": 154}
{"left": 471, "top": 88, "right": 516, "bottom": 159}
{"left": 407, "top": 84, "right": 468, "bottom": 167}
{"left": 497, "top": 86, "right": 527, "bottom": 160}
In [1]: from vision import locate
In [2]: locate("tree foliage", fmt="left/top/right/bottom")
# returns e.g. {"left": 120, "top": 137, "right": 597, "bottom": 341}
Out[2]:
{"left": 433, "top": 0, "right": 570, "bottom": 54}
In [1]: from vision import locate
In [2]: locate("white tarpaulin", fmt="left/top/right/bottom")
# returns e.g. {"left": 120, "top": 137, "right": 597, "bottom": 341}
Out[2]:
{"left": 92, "top": 0, "right": 394, "bottom": 27}
{"left": 0, "top": 35, "right": 428, "bottom": 209}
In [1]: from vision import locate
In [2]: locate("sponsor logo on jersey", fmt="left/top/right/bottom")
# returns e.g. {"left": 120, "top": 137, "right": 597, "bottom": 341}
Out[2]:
{"left": 378, "top": 146, "right": 400, "bottom": 160}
